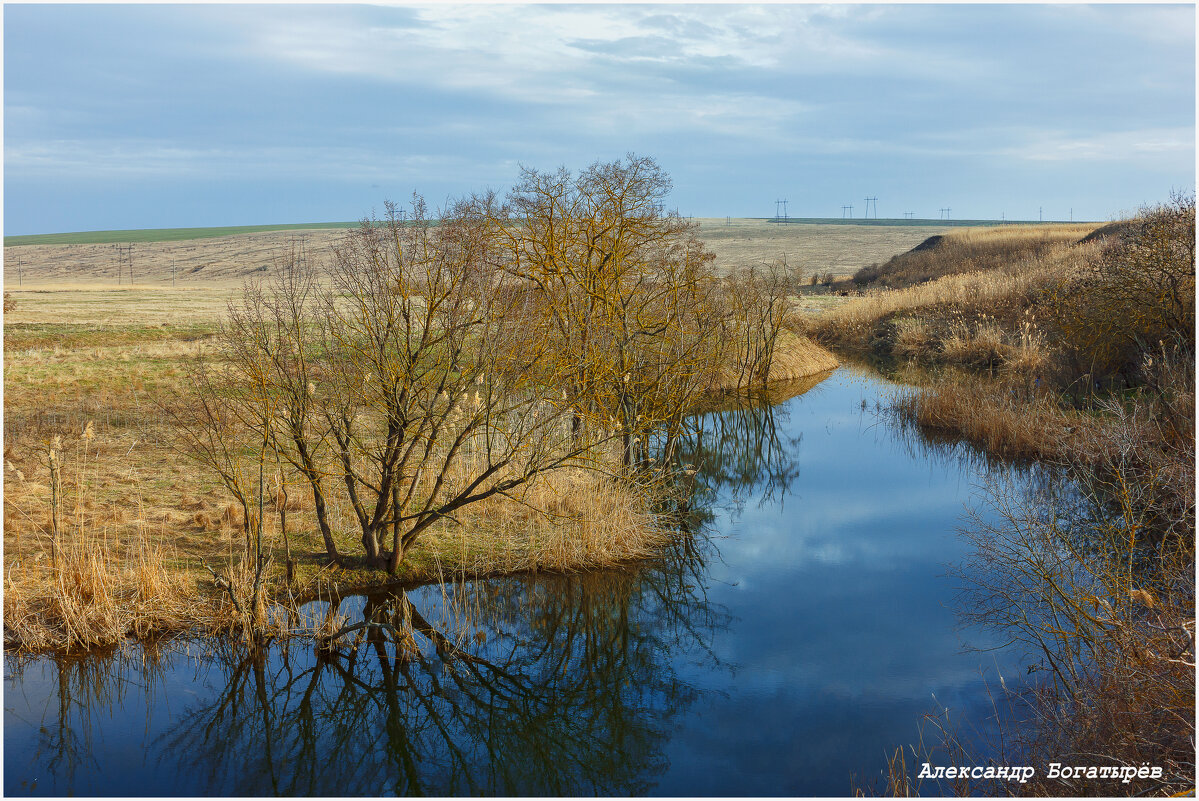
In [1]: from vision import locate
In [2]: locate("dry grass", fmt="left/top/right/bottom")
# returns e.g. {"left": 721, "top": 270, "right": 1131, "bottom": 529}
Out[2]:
{"left": 0, "top": 220, "right": 913, "bottom": 653}
{"left": 4, "top": 535, "right": 223, "bottom": 653}
{"left": 839, "top": 212, "right": 1195, "bottom": 797}
{"left": 2, "top": 414, "right": 676, "bottom": 652}
{"left": 891, "top": 375, "right": 1090, "bottom": 462}
{"left": 814, "top": 238, "right": 1098, "bottom": 338}
{"left": 416, "top": 466, "right": 672, "bottom": 577}
{"left": 708, "top": 328, "right": 839, "bottom": 390}
{"left": 761, "top": 329, "right": 840, "bottom": 380}
{"left": 849, "top": 222, "right": 1102, "bottom": 290}
{"left": 693, "top": 218, "right": 961, "bottom": 277}
{"left": 7, "top": 218, "right": 957, "bottom": 287}
{"left": 809, "top": 233, "right": 1108, "bottom": 386}
{"left": 1, "top": 283, "right": 698, "bottom": 652}
{"left": 4, "top": 228, "right": 350, "bottom": 287}
{"left": 941, "top": 222, "right": 1100, "bottom": 246}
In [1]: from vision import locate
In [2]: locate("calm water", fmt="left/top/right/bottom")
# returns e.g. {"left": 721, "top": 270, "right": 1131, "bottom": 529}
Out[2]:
{"left": 5, "top": 367, "right": 1043, "bottom": 796}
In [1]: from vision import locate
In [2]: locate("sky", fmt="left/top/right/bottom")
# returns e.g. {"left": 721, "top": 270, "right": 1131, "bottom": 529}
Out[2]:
{"left": 4, "top": 3, "right": 1195, "bottom": 234}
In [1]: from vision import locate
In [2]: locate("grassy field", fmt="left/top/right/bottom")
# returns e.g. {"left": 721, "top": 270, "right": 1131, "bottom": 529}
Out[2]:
{"left": 3, "top": 287, "right": 680, "bottom": 650}
{"left": 4, "top": 221, "right": 362, "bottom": 247}
{"left": 4, "top": 218, "right": 960, "bottom": 288}
{"left": 6, "top": 217, "right": 911, "bottom": 652}
{"left": 5, "top": 215, "right": 1074, "bottom": 248}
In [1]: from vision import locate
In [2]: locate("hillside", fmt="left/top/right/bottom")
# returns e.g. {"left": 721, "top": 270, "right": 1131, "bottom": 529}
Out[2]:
{"left": 847, "top": 223, "right": 1102, "bottom": 290}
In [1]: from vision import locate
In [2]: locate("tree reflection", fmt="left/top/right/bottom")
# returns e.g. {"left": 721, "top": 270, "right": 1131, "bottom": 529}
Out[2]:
{"left": 147, "top": 538, "right": 726, "bottom": 796}
{"left": 8, "top": 417, "right": 749, "bottom": 796}
{"left": 5, "top": 646, "right": 168, "bottom": 795}
{"left": 676, "top": 381, "right": 816, "bottom": 515}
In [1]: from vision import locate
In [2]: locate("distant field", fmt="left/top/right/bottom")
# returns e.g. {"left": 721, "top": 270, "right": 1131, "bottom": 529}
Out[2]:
{"left": 6, "top": 216, "right": 1084, "bottom": 248}
{"left": 4, "top": 218, "right": 967, "bottom": 288}
{"left": 4, "top": 221, "right": 361, "bottom": 247}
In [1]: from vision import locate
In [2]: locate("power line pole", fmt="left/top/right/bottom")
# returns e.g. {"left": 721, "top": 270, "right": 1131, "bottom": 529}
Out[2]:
{"left": 774, "top": 199, "right": 788, "bottom": 223}
{"left": 1039, "top": 206, "right": 1043, "bottom": 222}
{"left": 863, "top": 196, "right": 878, "bottom": 219}
{"left": 903, "top": 212, "right": 913, "bottom": 220}
{"left": 843, "top": 204, "right": 854, "bottom": 219}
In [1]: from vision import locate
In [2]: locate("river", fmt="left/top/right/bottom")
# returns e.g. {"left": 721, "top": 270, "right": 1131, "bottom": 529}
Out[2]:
{"left": 5, "top": 365, "right": 1050, "bottom": 796}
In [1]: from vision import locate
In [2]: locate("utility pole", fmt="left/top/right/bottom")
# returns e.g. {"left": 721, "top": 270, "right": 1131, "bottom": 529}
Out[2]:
{"left": 774, "top": 199, "right": 788, "bottom": 224}
{"left": 843, "top": 204, "right": 854, "bottom": 219}
{"left": 903, "top": 212, "right": 913, "bottom": 220}
{"left": 1069, "top": 208, "right": 1073, "bottom": 222}
{"left": 1039, "top": 206, "right": 1043, "bottom": 222}
{"left": 863, "top": 196, "right": 878, "bottom": 219}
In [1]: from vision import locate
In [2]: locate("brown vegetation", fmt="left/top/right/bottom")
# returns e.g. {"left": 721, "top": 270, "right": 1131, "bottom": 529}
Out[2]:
{"left": 849, "top": 223, "right": 1101, "bottom": 290}
{"left": 844, "top": 196, "right": 1195, "bottom": 797}
{"left": 4, "top": 155, "right": 839, "bottom": 653}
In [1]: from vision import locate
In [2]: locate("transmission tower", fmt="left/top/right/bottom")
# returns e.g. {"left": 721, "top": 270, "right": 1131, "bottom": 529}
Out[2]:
{"left": 842, "top": 204, "right": 854, "bottom": 219}
{"left": 774, "top": 199, "right": 789, "bottom": 224}
{"left": 903, "top": 212, "right": 913, "bottom": 220}
{"left": 863, "top": 196, "right": 878, "bottom": 219}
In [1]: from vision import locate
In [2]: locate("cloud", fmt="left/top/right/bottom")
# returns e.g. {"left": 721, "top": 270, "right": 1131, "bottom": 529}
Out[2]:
{"left": 1000, "top": 127, "right": 1196, "bottom": 164}
{"left": 4, "top": 4, "right": 1193, "bottom": 231}
{"left": 4, "top": 139, "right": 498, "bottom": 185}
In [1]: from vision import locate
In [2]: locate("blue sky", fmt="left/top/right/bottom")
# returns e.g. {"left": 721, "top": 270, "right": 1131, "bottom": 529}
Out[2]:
{"left": 4, "top": 3, "right": 1195, "bottom": 234}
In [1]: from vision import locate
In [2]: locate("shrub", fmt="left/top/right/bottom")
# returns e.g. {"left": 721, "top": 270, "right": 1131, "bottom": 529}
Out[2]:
{"left": 1053, "top": 193, "right": 1195, "bottom": 380}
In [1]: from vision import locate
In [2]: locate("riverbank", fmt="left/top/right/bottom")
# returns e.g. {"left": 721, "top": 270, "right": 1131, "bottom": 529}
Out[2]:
{"left": 2, "top": 282, "right": 837, "bottom": 654}
{"left": 3, "top": 365, "right": 1038, "bottom": 797}
{"left": 817, "top": 201, "right": 1195, "bottom": 796}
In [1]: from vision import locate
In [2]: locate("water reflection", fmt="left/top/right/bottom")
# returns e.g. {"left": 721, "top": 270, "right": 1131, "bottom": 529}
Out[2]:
{"left": 678, "top": 376, "right": 830, "bottom": 517}
{"left": 6, "top": 534, "right": 729, "bottom": 796}
{"left": 7, "top": 366, "right": 1060, "bottom": 796}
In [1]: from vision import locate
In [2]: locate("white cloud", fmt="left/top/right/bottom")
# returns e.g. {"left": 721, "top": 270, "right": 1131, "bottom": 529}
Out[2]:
{"left": 1001, "top": 127, "right": 1196, "bottom": 164}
